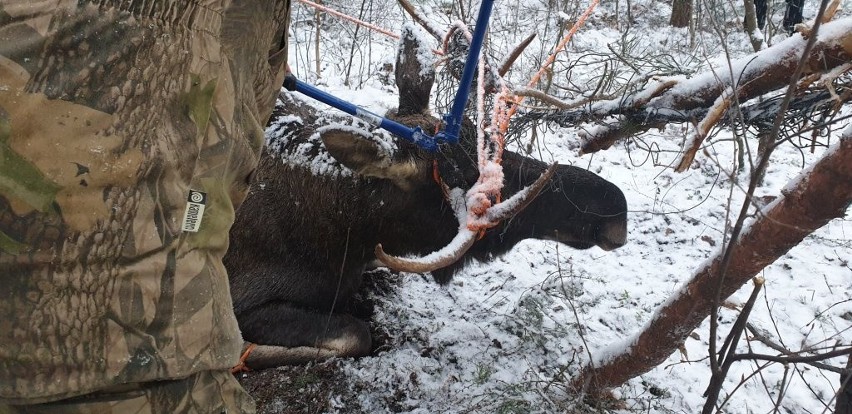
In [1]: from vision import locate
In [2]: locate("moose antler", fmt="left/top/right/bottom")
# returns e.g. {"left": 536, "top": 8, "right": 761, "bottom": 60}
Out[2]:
{"left": 375, "top": 163, "right": 557, "bottom": 273}
{"left": 374, "top": 188, "right": 477, "bottom": 273}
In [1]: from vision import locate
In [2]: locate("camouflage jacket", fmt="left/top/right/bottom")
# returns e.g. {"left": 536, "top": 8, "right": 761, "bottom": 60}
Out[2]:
{"left": 0, "top": 0, "right": 290, "bottom": 404}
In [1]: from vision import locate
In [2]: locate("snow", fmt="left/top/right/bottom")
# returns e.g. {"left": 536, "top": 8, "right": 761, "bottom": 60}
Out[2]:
{"left": 265, "top": 92, "right": 401, "bottom": 178}
{"left": 273, "top": 0, "right": 852, "bottom": 412}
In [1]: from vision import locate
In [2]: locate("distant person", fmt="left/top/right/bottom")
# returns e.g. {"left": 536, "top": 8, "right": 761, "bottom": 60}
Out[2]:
{"left": 0, "top": 1, "right": 291, "bottom": 412}
{"left": 784, "top": 0, "right": 805, "bottom": 33}
{"left": 755, "top": 0, "right": 768, "bottom": 29}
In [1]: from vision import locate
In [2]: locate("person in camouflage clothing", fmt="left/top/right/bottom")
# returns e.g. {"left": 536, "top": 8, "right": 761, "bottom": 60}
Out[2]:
{"left": 0, "top": 1, "right": 291, "bottom": 412}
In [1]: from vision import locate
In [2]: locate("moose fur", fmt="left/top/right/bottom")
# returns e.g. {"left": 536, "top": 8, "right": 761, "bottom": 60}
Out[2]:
{"left": 223, "top": 26, "right": 628, "bottom": 369}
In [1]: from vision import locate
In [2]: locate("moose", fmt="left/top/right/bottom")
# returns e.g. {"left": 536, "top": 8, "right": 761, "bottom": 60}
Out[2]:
{"left": 224, "top": 26, "right": 628, "bottom": 369}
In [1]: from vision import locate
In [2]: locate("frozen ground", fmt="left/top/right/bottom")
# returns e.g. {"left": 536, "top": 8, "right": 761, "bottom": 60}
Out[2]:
{"left": 238, "top": 0, "right": 852, "bottom": 412}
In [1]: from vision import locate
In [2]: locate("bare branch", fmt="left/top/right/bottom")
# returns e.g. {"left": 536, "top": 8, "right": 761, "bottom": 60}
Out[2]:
{"left": 702, "top": 277, "right": 765, "bottom": 413}
{"left": 746, "top": 323, "right": 844, "bottom": 373}
{"left": 513, "top": 88, "right": 579, "bottom": 109}
{"left": 821, "top": 0, "right": 841, "bottom": 23}
{"left": 675, "top": 86, "right": 736, "bottom": 172}
{"left": 397, "top": 0, "right": 444, "bottom": 41}
{"left": 729, "top": 347, "right": 852, "bottom": 364}
{"left": 498, "top": 33, "right": 537, "bottom": 77}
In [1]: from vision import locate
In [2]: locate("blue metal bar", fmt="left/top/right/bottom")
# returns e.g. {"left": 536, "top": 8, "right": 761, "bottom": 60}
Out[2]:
{"left": 293, "top": 79, "right": 438, "bottom": 151}
{"left": 287, "top": 0, "right": 495, "bottom": 151}
{"left": 434, "top": 0, "right": 496, "bottom": 145}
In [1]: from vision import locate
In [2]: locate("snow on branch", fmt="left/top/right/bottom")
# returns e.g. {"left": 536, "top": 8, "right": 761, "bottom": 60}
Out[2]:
{"left": 674, "top": 86, "right": 736, "bottom": 172}
{"left": 518, "top": 16, "right": 852, "bottom": 159}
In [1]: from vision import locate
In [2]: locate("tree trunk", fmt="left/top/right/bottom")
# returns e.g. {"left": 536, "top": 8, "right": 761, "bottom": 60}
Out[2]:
{"left": 571, "top": 128, "right": 852, "bottom": 393}
{"left": 670, "top": 0, "right": 693, "bottom": 27}
{"left": 743, "top": 0, "right": 764, "bottom": 51}
{"left": 838, "top": 354, "right": 852, "bottom": 414}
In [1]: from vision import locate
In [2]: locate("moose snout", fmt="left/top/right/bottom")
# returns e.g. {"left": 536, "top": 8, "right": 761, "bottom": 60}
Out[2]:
{"left": 597, "top": 218, "right": 627, "bottom": 251}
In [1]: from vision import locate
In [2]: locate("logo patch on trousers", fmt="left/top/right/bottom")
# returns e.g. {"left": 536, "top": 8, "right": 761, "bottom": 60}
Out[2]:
{"left": 182, "top": 190, "right": 207, "bottom": 232}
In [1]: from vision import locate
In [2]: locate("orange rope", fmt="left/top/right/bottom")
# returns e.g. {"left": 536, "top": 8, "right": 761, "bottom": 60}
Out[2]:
{"left": 465, "top": 29, "right": 506, "bottom": 234}
{"left": 505, "top": 0, "right": 600, "bottom": 120}
{"left": 465, "top": 0, "right": 599, "bottom": 234}
{"left": 297, "top": 0, "right": 445, "bottom": 55}
{"left": 230, "top": 343, "right": 257, "bottom": 374}
{"left": 297, "top": 0, "right": 400, "bottom": 40}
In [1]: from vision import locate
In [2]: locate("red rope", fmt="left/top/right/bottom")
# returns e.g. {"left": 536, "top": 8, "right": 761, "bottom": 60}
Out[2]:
{"left": 297, "top": 0, "right": 445, "bottom": 56}
{"left": 230, "top": 343, "right": 257, "bottom": 374}
{"left": 297, "top": 0, "right": 400, "bottom": 40}
{"left": 458, "top": 0, "right": 599, "bottom": 235}
{"left": 439, "top": 23, "right": 506, "bottom": 235}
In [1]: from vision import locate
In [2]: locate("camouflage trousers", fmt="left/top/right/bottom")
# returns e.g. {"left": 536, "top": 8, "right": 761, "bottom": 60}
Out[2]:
{"left": 1, "top": 0, "right": 289, "bottom": 407}
{"left": 0, "top": 370, "right": 254, "bottom": 414}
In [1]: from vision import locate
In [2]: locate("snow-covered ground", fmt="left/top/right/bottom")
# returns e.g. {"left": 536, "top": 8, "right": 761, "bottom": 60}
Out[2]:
{"left": 326, "top": 124, "right": 850, "bottom": 413}
{"left": 258, "top": 0, "right": 852, "bottom": 412}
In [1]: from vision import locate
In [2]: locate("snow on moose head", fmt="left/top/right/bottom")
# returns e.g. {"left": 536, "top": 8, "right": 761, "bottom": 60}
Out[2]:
{"left": 223, "top": 25, "right": 628, "bottom": 370}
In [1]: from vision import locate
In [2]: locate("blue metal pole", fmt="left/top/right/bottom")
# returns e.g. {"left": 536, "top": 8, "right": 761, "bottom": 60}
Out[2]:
{"left": 294, "top": 79, "right": 438, "bottom": 151}
{"left": 288, "top": 0, "right": 495, "bottom": 150}
{"left": 434, "top": 0, "right": 496, "bottom": 145}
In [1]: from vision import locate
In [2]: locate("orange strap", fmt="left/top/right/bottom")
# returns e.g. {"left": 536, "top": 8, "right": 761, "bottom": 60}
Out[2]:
{"left": 504, "top": 0, "right": 600, "bottom": 121}
{"left": 230, "top": 343, "right": 257, "bottom": 374}
{"left": 296, "top": 0, "right": 444, "bottom": 55}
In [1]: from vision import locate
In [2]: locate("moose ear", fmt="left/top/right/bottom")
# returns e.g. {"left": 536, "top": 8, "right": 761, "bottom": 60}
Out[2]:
{"left": 395, "top": 24, "right": 435, "bottom": 117}
{"left": 320, "top": 127, "right": 428, "bottom": 190}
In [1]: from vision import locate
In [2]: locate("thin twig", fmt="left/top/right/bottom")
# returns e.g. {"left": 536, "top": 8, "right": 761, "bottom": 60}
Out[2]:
{"left": 702, "top": 277, "right": 765, "bottom": 411}
{"left": 728, "top": 347, "right": 852, "bottom": 364}
{"left": 746, "top": 323, "right": 846, "bottom": 373}
{"left": 771, "top": 364, "right": 790, "bottom": 414}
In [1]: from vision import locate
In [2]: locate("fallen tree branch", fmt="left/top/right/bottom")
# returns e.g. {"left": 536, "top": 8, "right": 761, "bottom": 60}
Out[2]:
{"left": 675, "top": 86, "right": 736, "bottom": 172}
{"left": 570, "top": 125, "right": 852, "bottom": 393}
{"left": 518, "top": 17, "right": 852, "bottom": 153}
